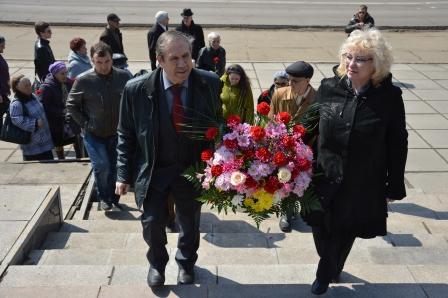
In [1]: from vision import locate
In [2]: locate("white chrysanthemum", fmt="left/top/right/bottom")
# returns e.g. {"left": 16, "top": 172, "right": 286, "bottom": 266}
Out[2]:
{"left": 231, "top": 195, "right": 244, "bottom": 206}
{"left": 277, "top": 167, "right": 292, "bottom": 183}
{"left": 230, "top": 171, "right": 246, "bottom": 186}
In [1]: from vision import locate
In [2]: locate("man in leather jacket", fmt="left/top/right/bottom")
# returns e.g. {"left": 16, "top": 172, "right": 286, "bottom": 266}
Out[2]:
{"left": 67, "top": 42, "right": 131, "bottom": 210}
{"left": 34, "top": 21, "right": 55, "bottom": 81}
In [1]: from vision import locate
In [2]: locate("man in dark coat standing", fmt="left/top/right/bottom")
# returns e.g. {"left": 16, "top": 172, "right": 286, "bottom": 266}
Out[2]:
{"left": 175, "top": 9, "right": 205, "bottom": 62}
{"left": 100, "top": 13, "right": 125, "bottom": 55}
{"left": 147, "top": 11, "right": 169, "bottom": 70}
{"left": 0, "top": 35, "right": 10, "bottom": 131}
{"left": 115, "top": 31, "right": 222, "bottom": 287}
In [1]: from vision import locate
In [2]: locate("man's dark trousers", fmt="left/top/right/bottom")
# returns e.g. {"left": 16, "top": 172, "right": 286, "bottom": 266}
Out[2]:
{"left": 141, "top": 175, "right": 201, "bottom": 271}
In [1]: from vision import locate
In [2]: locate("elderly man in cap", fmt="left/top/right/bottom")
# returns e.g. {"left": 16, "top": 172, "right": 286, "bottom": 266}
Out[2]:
{"left": 257, "top": 70, "right": 288, "bottom": 105}
{"left": 148, "top": 11, "right": 169, "bottom": 70}
{"left": 175, "top": 9, "right": 205, "bottom": 62}
{"left": 269, "top": 61, "right": 316, "bottom": 232}
{"left": 100, "top": 13, "right": 125, "bottom": 55}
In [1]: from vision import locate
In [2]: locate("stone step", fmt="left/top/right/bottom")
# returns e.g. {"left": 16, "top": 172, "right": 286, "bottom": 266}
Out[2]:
{"left": 0, "top": 286, "right": 101, "bottom": 298}
{"left": 2, "top": 264, "right": 446, "bottom": 290}
{"left": 28, "top": 245, "right": 448, "bottom": 267}
{"left": 41, "top": 231, "right": 406, "bottom": 251}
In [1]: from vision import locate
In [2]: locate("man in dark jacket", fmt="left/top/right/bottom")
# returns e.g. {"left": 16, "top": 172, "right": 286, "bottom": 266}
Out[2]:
{"left": 175, "top": 8, "right": 205, "bottom": 62}
{"left": 100, "top": 13, "right": 125, "bottom": 55}
{"left": 34, "top": 21, "right": 55, "bottom": 81}
{"left": 115, "top": 31, "right": 222, "bottom": 287}
{"left": 147, "top": 11, "right": 169, "bottom": 70}
{"left": 345, "top": 5, "right": 375, "bottom": 34}
{"left": 67, "top": 42, "right": 131, "bottom": 210}
{"left": 0, "top": 35, "right": 10, "bottom": 131}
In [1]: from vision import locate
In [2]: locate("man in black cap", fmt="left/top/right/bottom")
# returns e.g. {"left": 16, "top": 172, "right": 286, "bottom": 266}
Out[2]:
{"left": 100, "top": 13, "right": 125, "bottom": 55}
{"left": 175, "top": 8, "right": 205, "bottom": 62}
{"left": 268, "top": 61, "right": 317, "bottom": 232}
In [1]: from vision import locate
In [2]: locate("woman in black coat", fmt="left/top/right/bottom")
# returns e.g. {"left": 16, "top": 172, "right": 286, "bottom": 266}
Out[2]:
{"left": 305, "top": 29, "right": 408, "bottom": 295}
{"left": 39, "top": 61, "right": 81, "bottom": 159}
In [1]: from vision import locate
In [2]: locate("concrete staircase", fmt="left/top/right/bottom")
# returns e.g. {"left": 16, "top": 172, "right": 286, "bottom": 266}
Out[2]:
{"left": 1, "top": 189, "right": 447, "bottom": 297}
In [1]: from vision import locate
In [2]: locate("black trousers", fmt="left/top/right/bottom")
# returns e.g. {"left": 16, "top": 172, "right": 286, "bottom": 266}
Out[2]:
{"left": 141, "top": 175, "right": 201, "bottom": 271}
{"left": 312, "top": 226, "right": 356, "bottom": 283}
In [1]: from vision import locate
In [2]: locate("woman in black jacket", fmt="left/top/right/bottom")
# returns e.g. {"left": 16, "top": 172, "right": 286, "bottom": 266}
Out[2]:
{"left": 39, "top": 61, "right": 81, "bottom": 159}
{"left": 306, "top": 28, "right": 408, "bottom": 295}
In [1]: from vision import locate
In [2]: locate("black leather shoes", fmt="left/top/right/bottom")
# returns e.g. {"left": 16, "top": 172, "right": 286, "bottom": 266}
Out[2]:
{"left": 100, "top": 201, "right": 112, "bottom": 211}
{"left": 279, "top": 215, "right": 292, "bottom": 232}
{"left": 311, "top": 279, "right": 329, "bottom": 295}
{"left": 147, "top": 267, "right": 165, "bottom": 287}
{"left": 177, "top": 268, "right": 195, "bottom": 284}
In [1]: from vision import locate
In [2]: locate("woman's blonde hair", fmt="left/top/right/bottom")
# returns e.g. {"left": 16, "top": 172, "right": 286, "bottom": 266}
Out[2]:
{"left": 336, "top": 28, "right": 393, "bottom": 86}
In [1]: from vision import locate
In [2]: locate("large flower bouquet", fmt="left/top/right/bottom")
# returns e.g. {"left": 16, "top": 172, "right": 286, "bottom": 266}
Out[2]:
{"left": 184, "top": 102, "right": 321, "bottom": 227}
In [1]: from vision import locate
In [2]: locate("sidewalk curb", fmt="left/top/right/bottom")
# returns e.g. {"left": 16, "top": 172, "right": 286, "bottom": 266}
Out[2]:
{"left": 1, "top": 21, "right": 448, "bottom": 31}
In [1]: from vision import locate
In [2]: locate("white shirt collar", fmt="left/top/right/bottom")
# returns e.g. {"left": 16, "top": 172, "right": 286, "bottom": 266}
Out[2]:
{"left": 162, "top": 70, "right": 189, "bottom": 90}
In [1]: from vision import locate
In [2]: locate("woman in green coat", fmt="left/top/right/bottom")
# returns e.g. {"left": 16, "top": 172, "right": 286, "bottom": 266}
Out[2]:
{"left": 220, "top": 64, "right": 254, "bottom": 124}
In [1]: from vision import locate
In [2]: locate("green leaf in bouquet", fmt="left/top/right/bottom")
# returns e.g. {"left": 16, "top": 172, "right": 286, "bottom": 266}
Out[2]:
{"left": 182, "top": 163, "right": 206, "bottom": 192}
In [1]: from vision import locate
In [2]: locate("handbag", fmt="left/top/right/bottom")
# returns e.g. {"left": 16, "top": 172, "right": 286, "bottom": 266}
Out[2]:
{"left": 0, "top": 101, "right": 32, "bottom": 145}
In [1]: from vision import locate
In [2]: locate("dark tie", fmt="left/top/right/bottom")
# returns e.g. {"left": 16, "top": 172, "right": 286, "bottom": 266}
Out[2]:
{"left": 171, "top": 85, "right": 184, "bottom": 134}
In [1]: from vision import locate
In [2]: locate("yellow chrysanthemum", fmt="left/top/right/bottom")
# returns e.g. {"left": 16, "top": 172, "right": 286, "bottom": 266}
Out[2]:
{"left": 251, "top": 189, "right": 274, "bottom": 212}
{"left": 243, "top": 198, "right": 255, "bottom": 208}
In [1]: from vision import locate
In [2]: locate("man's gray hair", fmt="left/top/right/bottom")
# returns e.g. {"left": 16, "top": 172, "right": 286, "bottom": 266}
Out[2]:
{"left": 155, "top": 11, "right": 169, "bottom": 23}
{"left": 207, "top": 32, "right": 220, "bottom": 42}
{"left": 156, "top": 30, "right": 193, "bottom": 57}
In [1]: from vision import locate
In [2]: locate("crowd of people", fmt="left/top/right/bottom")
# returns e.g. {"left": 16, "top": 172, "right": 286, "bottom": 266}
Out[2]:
{"left": 0, "top": 4, "right": 408, "bottom": 296}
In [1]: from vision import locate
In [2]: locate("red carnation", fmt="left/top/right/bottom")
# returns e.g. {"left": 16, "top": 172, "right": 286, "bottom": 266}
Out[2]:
{"left": 205, "top": 127, "right": 218, "bottom": 140}
{"left": 278, "top": 112, "right": 291, "bottom": 124}
{"left": 241, "top": 148, "right": 255, "bottom": 160}
{"left": 213, "top": 56, "right": 220, "bottom": 64}
{"left": 201, "top": 149, "right": 214, "bottom": 161}
{"left": 255, "top": 147, "right": 271, "bottom": 162}
{"left": 226, "top": 115, "right": 241, "bottom": 128}
{"left": 273, "top": 151, "right": 288, "bottom": 167}
{"left": 264, "top": 176, "right": 281, "bottom": 194}
{"left": 262, "top": 90, "right": 270, "bottom": 97}
{"left": 256, "top": 102, "right": 270, "bottom": 116}
{"left": 250, "top": 126, "right": 266, "bottom": 141}
{"left": 281, "top": 135, "right": 295, "bottom": 149}
{"left": 211, "top": 165, "right": 223, "bottom": 177}
{"left": 244, "top": 175, "right": 258, "bottom": 189}
{"left": 224, "top": 138, "right": 238, "bottom": 149}
{"left": 297, "top": 157, "right": 311, "bottom": 171}
{"left": 293, "top": 124, "right": 306, "bottom": 136}
{"left": 35, "top": 89, "right": 43, "bottom": 96}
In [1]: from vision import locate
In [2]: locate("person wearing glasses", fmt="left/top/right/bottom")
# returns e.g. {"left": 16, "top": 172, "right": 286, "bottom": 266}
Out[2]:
{"left": 257, "top": 70, "right": 288, "bottom": 105}
{"left": 268, "top": 61, "right": 316, "bottom": 232}
{"left": 345, "top": 5, "right": 375, "bottom": 35}
{"left": 34, "top": 21, "right": 55, "bottom": 81}
{"left": 302, "top": 29, "right": 407, "bottom": 295}
{"left": 220, "top": 64, "right": 254, "bottom": 124}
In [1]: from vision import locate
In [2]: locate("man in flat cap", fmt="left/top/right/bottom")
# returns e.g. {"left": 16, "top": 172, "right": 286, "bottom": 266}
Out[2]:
{"left": 268, "top": 61, "right": 316, "bottom": 232}
{"left": 175, "top": 9, "right": 205, "bottom": 62}
{"left": 100, "top": 13, "right": 125, "bottom": 55}
{"left": 148, "top": 11, "right": 169, "bottom": 70}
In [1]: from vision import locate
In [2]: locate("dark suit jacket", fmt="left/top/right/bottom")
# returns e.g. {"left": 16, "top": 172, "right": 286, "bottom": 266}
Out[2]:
{"left": 116, "top": 68, "right": 223, "bottom": 208}
{"left": 147, "top": 24, "right": 166, "bottom": 70}
{"left": 100, "top": 27, "right": 124, "bottom": 54}
{"left": 34, "top": 38, "right": 55, "bottom": 81}
{"left": 175, "top": 21, "right": 205, "bottom": 61}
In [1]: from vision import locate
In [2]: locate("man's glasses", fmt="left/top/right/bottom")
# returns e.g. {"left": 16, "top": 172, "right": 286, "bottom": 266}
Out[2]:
{"left": 343, "top": 53, "right": 373, "bottom": 65}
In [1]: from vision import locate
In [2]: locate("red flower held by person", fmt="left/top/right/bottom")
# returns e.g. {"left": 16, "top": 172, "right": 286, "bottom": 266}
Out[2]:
{"left": 244, "top": 175, "right": 258, "bottom": 189}
{"left": 278, "top": 112, "right": 291, "bottom": 124}
{"left": 205, "top": 127, "right": 218, "bottom": 140}
{"left": 293, "top": 124, "right": 307, "bottom": 137}
{"left": 273, "top": 151, "right": 288, "bottom": 167}
{"left": 264, "top": 176, "right": 281, "bottom": 194}
{"left": 256, "top": 102, "right": 270, "bottom": 116}
{"left": 250, "top": 125, "right": 266, "bottom": 141}
{"left": 213, "top": 56, "right": 220, "bottom": 64}
{"left": 224, "top": 138, "right": 238, "bottom": 149}
{"left": 211, "top": 165, "right": 223, "bottom": 177}
{"left": 281, "top": 135, "right": 295, "bottom": 149}
{"left": 35, "top": 89, "right": 43, "bottom": 96}
{"left": 226, "top": 115, "right": 241, "bottom": 128}
{"left": 201, "top": 149, "right": 214, "bottom": 161}
{"left": 255, "top": 147, "right": 271, "bottom": 162}
{"left": 297, "top": 157, "right": 311, "bottom": 171}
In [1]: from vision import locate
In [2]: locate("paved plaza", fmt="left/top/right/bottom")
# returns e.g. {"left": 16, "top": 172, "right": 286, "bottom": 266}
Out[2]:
{"left": 0, "top": 24, "right": 447, "bottom": 297}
